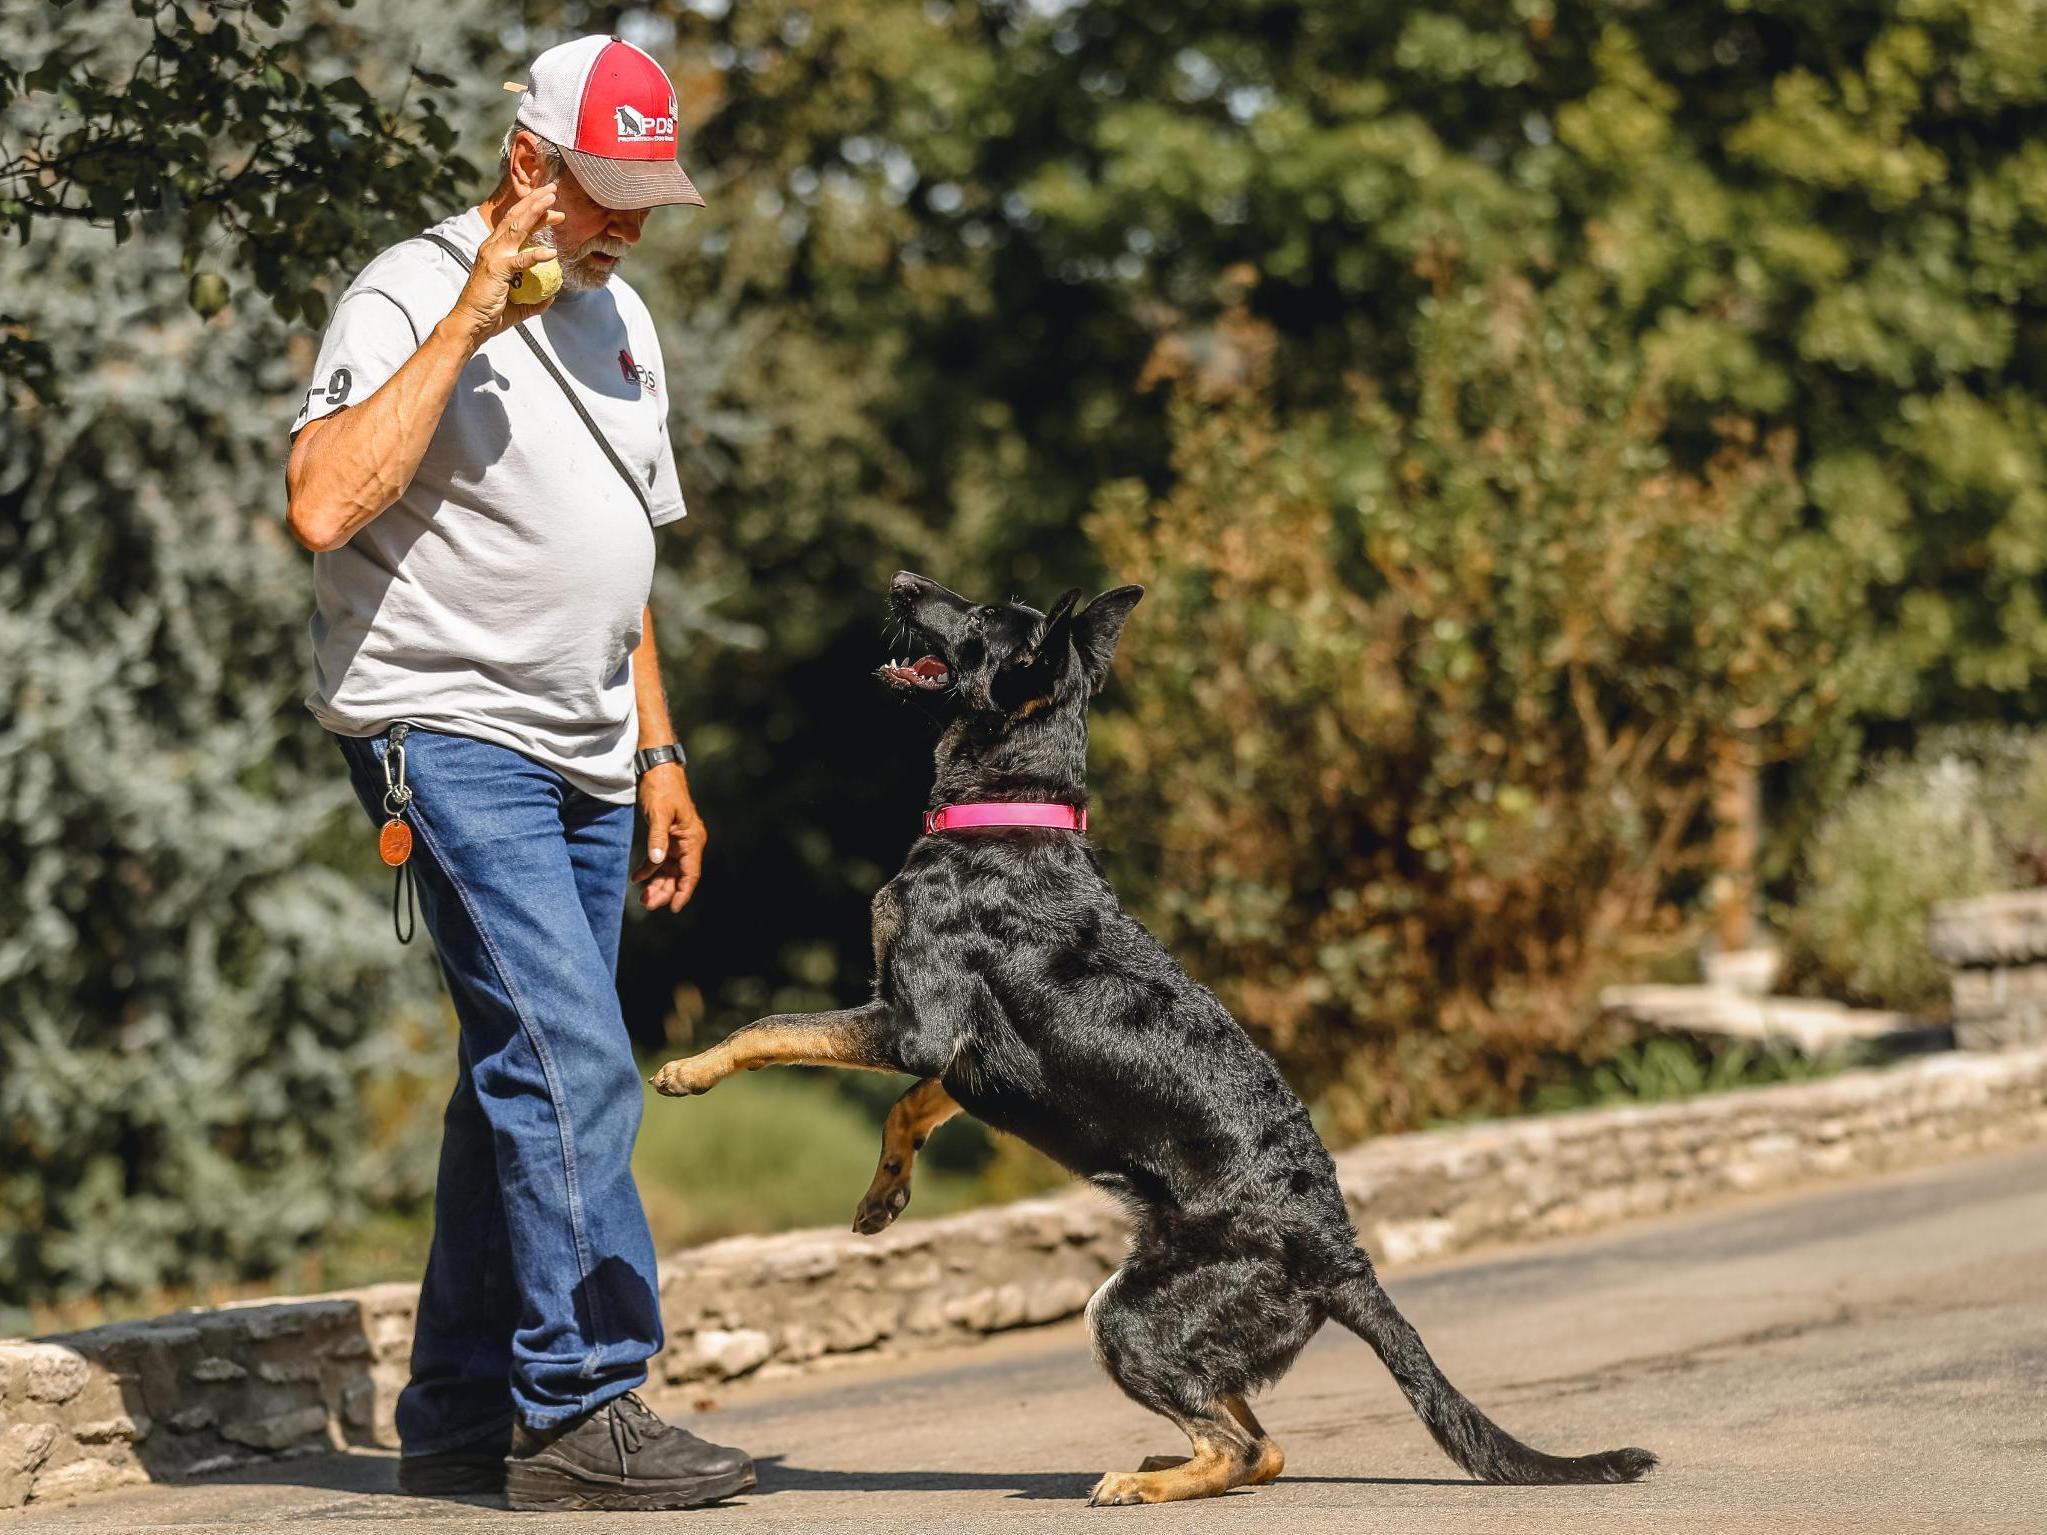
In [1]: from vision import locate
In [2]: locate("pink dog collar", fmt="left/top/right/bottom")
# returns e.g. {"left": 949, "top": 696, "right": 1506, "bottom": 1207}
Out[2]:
{"left": 923, "top": 802, "right": 1088, "bottom": 835}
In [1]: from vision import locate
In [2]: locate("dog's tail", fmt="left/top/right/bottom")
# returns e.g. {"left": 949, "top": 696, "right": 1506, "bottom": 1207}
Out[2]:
{"left": 1327, "top": 1268, "right": 1656, "bottom": 1484}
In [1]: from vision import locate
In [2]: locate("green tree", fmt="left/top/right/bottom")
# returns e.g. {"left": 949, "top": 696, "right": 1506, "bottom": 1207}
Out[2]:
{"left": 2, "top": 0, "right": 475, "bottom": 397}
{"left": 0, "top": 0, "right": 534, "bottom": 1318}
{"left": 623, "top": 0, "right": 2047, "bottom": 1052}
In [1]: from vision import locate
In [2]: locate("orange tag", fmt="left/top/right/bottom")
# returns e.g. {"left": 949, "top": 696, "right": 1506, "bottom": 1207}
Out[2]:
{"left": 378, "top": 819, "right": 414, "bottom": 867}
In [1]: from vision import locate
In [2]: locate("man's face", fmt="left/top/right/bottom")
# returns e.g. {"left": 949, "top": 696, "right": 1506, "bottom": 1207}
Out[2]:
{"left": 510, "top": 132, "right": 650, "bottom": 292}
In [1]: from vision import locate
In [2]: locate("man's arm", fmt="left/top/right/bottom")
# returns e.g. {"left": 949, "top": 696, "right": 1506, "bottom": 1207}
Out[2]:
{"left": 630, "top": 602, "right": 707, "bottom": 912}
{"left": 283, "top": 183, "right": 565, "bottom": 553}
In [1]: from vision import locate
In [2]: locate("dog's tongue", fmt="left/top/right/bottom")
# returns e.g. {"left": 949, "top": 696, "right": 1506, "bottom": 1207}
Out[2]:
{"left": 882, "top": 654, "right": 950, "bottom": 689}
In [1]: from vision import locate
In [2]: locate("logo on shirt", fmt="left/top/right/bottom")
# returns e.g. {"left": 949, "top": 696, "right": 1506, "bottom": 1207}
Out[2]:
{"left": 619, "top": 348, "right": 656, "bottom": 393}
{"left": 613, "top": 104, "right": 677, "bottom": 144}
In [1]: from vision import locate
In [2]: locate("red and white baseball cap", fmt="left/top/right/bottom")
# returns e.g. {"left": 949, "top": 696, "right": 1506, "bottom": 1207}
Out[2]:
{"left": 511, "top": 35, "right": 705, "bottom": 210}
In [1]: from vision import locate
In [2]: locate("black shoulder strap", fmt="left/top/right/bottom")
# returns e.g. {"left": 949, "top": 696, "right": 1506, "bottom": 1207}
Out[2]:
{"left": 419, "top": 230, "right": 653, "bottom": 525}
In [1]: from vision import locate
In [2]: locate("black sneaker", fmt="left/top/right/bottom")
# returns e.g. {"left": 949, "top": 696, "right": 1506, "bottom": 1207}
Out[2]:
{"left": 396, "top": 1424, "right": 513, "bottom": 1496}
{"left": 505, "top": 1391, "right": 756, "bottom": 1512}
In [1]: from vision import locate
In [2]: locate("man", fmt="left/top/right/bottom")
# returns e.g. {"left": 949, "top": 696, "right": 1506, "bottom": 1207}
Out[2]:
{"left": 283, "top": 35, "right": 754, "bottom": 1513}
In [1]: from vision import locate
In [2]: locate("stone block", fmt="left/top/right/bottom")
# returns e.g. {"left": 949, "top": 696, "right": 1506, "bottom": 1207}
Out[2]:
{"left": 1026, "top": 1277, "right": 1094, "bottom": 1325}
{"left": 691, "top": 1329, "right": 772, "bottom": 1381}
{"left": 0, "top": 1423, "right": 58, "bottom": 1478}
{"left": 339, "top": 1378, "right": 376, "bottom": 1431}
{"left": 16, "top": 1346, "right": 90, "bottom": 1405}
{"left": 943, "top": 1290, "right": 1000, "bottom": 1332}
{"left": 367, "top": 1313, "right": 414, "bottom": 1359}
{"left": 775, "top": 1326, "right": 828, "bottom": 1363}
{"left": 1929, "top": 890, "right": 2047, "bottom": 966}
{"left": 219, "top": 1406, "right": 330, "bottom": 1451}
{"left": 71, "top": 1416, "right": 148, "bottom": 1446}
{"left": 26, "top": 1456, "right": 148, "bottom": 1503}
{"left": 1962, "top": 1018, "right": 2047, "bottom": 1049}
{"left": 1372, "top": 1217, "right": 1457, "bottom": 1268}
{"left": 986, "top": 1284, "right": 1029, "bottom": 1331}
{"left": 233, "top": 1308, "right": 309, "bottom": 1343}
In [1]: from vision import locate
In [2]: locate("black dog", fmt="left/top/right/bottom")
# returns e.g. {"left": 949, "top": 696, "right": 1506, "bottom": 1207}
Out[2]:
{"left": 653, "top": 571, "right": 1655, "bottom": 1507}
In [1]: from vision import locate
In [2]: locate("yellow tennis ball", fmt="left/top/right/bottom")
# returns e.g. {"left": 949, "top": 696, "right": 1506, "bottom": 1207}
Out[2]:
{"left": 509, "top": 251, "right": 563, "bottom": 304}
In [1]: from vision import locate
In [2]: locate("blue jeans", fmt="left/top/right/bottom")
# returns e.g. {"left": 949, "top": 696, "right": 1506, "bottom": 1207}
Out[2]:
{"left": 332, "top": 723, "right": 662, "bottom": 1450}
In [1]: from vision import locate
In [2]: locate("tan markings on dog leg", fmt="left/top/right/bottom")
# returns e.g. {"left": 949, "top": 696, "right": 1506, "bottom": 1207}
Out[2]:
{"left": 1224, "top": 1395, "right": 1286, "bottom": 1485}
{"left": 652, "top": 1009, "right": 895, "bottom": 1097}
{"left": 1088, "top": 1412, "right": 1255, "bottom": 1506}
{"left": 853, "top": 1078, "right": 961, "bottom": 1234}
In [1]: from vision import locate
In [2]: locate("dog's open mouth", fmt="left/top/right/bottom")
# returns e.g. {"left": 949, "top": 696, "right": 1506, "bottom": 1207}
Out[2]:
{"left": 879, "top": 655, "right": 951, "bottom": 692}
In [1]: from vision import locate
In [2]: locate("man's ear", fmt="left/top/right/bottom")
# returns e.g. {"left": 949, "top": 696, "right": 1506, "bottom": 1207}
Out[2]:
{"left": 1074, "top": 585, "right": 1143, "bottom": 695}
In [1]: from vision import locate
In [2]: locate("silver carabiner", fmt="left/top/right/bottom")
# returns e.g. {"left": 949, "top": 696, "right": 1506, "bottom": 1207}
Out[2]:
{"left": 382, "top": 722, "right": 415, "bottom": 820}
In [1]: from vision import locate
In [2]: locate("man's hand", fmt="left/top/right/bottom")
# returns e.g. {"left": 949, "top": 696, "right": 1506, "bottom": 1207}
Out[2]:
{"left": 632, "top": 762, "right": 705, "bottom": 912}
{"left": 451, "top": 183, "right": 567, "bottom": 344}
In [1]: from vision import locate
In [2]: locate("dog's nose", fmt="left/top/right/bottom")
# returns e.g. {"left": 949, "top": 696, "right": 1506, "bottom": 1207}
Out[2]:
{"left": 890, "top": 571, "right": 927, "bottom": 600}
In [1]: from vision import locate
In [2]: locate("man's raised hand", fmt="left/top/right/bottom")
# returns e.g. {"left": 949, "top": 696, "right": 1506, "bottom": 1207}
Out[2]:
{"left": 453, "top": 184, "right": 566, "bottom": 343}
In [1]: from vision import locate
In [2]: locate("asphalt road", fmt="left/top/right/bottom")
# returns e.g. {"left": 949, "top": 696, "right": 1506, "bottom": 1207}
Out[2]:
{"left": 11, "top": 1147, "right": 2046, "bottom": 1534}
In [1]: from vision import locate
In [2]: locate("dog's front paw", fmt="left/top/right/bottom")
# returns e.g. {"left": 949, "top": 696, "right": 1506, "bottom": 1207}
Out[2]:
{"left": 1087, "top": 1472, "right": 1156, "bottom": 1507}
{"left": 650, "top": 1056, "right": 720, "bottom": 1097}
{"left": 851, "top": 1182, "right": 910, "bottom": 1235}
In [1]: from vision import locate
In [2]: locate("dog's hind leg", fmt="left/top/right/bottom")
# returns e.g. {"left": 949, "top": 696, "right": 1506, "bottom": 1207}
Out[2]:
{"left": 1224, "top": 1395, "right": 1286, "bottom": 1485}
{"left": 651, "top": 1001, "right": 902, "bottom": 1097}
{"left": 853, "top": 1078, "right": 961, "bottom": 1234}
{"left": 1085, "top": 1268, "right": 1270, "bottom": 1505}
{"left": 1130, "top": 1399, "right": 1282, "bottom": 1483}
{"left": 1088, "top": 1405, "right": 1256, "bottom": 1507}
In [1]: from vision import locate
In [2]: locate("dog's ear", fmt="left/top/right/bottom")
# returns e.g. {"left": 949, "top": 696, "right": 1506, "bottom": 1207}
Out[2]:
{"left": 1074, "top": 585, "right": 1143, "bottom": 695}
{"left": 993, "top": 588, "right": 1080, "bottom": 716}
{"left": 1009, "top": 588, "right": 1081, "bottom": 672}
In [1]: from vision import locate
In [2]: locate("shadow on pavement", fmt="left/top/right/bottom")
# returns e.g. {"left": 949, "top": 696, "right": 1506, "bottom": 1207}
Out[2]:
{"left": 749, "top": 1455, "right": 1479, "bottom": 1501}
{"left": 176, "top": 1446, "right": 1482, "bottom": 1510}
{"left": 193, "top": 1448, "right": 490, "bottom": 1509}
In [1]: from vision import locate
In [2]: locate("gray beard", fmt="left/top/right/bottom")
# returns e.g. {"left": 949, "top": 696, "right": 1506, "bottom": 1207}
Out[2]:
{"left": 557, "top": 248, "right": 618, "bottom": 293}
{"left": 533, "top": 226, "right": 622, "bottom": 292}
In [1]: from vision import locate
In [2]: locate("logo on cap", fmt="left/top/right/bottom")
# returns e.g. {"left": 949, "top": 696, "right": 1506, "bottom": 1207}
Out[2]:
{"left": 613, "top": 103, "right": 677, "bottom": 144}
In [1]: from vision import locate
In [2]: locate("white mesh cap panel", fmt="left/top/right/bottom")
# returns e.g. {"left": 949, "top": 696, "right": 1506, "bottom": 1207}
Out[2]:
{"left": 514, "top": 34, "right": 609, "bottom": 147}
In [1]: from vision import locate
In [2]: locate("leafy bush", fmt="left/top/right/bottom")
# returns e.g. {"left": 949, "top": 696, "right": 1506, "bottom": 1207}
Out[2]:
{"left": 0, "top": 211, "right": 450, "bottom": 1320}
{"left": 1089, "top": 275, "right": 1881, "bottom": 1138}
{"left": 1779, "top": 729, "right": 2047, "bottom": 1009}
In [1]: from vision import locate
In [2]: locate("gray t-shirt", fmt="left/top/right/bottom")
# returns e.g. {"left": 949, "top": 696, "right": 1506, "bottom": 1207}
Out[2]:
{"left": 290, "top": 206, "right": 687, "bottom": 804}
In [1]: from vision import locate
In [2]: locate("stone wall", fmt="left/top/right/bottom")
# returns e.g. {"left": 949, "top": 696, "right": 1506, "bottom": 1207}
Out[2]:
{"left": 1930, "top": 890, "right": 2047, "bottom": 1050}
{"left": 5, "top": 1046, "right": 2044, "bottom": 1509}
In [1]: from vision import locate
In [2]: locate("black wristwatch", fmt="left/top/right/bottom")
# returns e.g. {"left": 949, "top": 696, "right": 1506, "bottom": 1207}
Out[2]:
{"left": 632, "top": 743, "right": 687, "bottom": 777}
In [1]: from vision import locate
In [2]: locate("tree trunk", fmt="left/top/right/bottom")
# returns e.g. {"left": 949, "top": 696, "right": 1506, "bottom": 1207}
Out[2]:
{"left": 1709, "top": 734, "right": 1758, "bottom": 952}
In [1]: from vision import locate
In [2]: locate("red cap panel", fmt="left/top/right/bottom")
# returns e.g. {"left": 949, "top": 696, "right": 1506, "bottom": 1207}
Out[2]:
{"left": 574, "top": 40, "right": 680, "bottom": 163}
